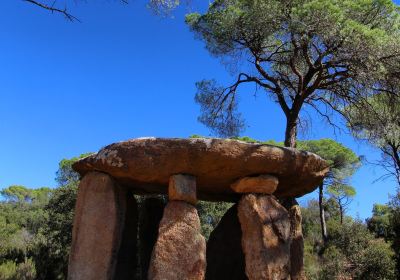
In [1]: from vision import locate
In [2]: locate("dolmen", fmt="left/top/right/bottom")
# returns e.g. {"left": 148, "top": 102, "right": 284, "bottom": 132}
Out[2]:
{"left": 67, "top": 137, "right": 329, "bottom": 280}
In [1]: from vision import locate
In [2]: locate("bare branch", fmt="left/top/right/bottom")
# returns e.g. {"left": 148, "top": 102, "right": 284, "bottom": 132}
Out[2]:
{"left": 24, "top": 0, "right": 80, "bottom": 21}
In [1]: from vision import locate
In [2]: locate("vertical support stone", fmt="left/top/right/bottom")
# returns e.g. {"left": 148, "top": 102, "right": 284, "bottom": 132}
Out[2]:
{"left": 114, "top": 192, "right": 138, "bottom": 280}
{"left": 68, "top": 171, "right": 127, "bottom": 280}
{"left": 139, "top": 197, "right": 166, "bottom": 279}
{"left": 148, "top": 175, "right": 206, "bottom": 280}
{"left": 286, "top": 198, "right": 306, "bottom": 280}
{"left": 206, "top": 204, "right": 246, "bottom": 280}
{"left": 238, "top": 194, "right": 291, "bottom": 280}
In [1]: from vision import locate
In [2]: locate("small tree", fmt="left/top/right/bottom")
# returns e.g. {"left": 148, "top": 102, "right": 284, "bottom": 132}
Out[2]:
{"left": 327, "top": 183, "right": 356, "bottom": 224}
{"left": 367, "top": 203, "right": 393, "bottom": 240}
{"left": 298, "top": 139, "right": 360, "bottom": 241}
{"left": 55, "top": 153, "right": 92, "bottom": 186}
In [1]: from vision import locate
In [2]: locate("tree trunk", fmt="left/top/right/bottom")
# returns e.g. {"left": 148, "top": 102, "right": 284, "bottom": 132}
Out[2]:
{"left": 284, "top": 117, "right": 297, "bottom": 148}
{"left": 339, "top": 203, "right": 344, "bottom": 224}
{"left": 283, "top": 113, "right": 306, "bottom": 279}
{"left": 318, "top": 184, "right": 327, "bottom": 243}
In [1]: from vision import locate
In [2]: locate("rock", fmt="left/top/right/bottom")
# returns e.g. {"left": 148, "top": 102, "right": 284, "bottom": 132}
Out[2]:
{"left": 169, "top": 174, "right": 197, "bottom": 205}
{"left": 72, "top": 138, "right": 329, "bottom": 200}
{"left": 238, "top": 194, "right": 291, "bottom": 280}
{"left": 231, "top": 175, "right": 278, "bottom": 194}
{"left": 286, "top": 199, "right": 306, "bottom": 280}
{"left": 68, "top": 172, "right": 127, "bottom": 280}
{"left": 206, "top": 204, "right": 246, "bottom": 280}
{"left": 138, "top": 197, "right": 166, "bottom": 279}
{"left": 114, "top": 193, "right": 138, "bottom": 280}
{"left": 148, "top": 201, "right": 206, "bottom": 280}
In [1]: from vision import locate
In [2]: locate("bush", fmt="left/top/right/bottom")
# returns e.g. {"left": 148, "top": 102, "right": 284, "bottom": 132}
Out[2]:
{"left": 0, "top": 261, "right": 17, "bottom": 280}
{"left": 326, "top": 220, "right": 396, "bottom": 279}
{"left": 0, "top": 258, "right": 36, "bottom": 280}
{"left": 15, "top": 258, "right": 36, "bottom": 280}
{"left": 353, "top": 239, "right": 395, "bottom": 280}
{"left": 303, "top": 240, "right": 321, "bottom": 280}
{"left": 319, "top": 245, "right": 348, "bottom": 280}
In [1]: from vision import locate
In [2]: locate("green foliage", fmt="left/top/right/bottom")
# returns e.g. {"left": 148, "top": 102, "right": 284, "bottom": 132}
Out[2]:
{"left": 32, "top": 153, "right": 84, "bottom": 280}
{"left": 319, "top": 245, "right": 347, "bottom": 280}
{"left": 55, "top": 153, "right": 92, "bottom": 186}
{"left": 0, "top": 153, "right": 86, "bottom": 280}
{"left": 1, "top": 186, "right": 51, "bottom": 205}
{"left": 186, "top": 0, "right": 400, "bottom": 143}
{"left": 301, "top": 197, "right": 397, "bottom": 279}
{"left": 14, "top": 258, "right": 36, "bottom": 280}
{"left": 297, "top": 139, "right": 361, "bottom": 183}
{"left": 301, "top": 200, "right": 322, "bottom": 241}
{"left": 346, "top": 93, "right": 400, "bottom": 185}
{"left": 0, "top": 185, "right": 50, "bottom": 268}
{"left": 353, "top": 239, "right": 395, "bottom": 280}
{"left": 367, "top": 203, "right": 393, "bottom": 240}
{"left": 327, "top": 183, "right": 356, "bottom": 198}
{"left": 389, "top": 192, "right": 400, "bottom": 277}
{"left": 33, "top": 184, "right": 78, "bottom": 280}
{"left": 0, "top": 261, "right": 17, "bottom": 280}
{"left": 147, "top": 0, "right": 180, "bottom": 16}
{"left": 0, "top": 258, "right": 36, "bottom": 280}
{"left": 303, "top": 240, "right": 321, "bottom": 279}
{"left": 197, "top": 201, "right": 233, "bottom": 239}
{"left": 326, "top": 220, "right": 396, "bottom": 279}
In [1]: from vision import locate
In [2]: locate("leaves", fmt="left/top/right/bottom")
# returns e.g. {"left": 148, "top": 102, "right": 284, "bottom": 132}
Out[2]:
{"left": 346, "top": 93, "right": 400, "bottom": 184}
{"left": 187, "top": 0, "right": 400, "bottom": 145}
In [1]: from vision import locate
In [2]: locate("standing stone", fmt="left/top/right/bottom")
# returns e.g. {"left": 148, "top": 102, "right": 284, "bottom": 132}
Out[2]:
{"left": 148, "top": 201, "right": 206, "bottom": 280}
{"left": 286, "top": 199, "right": 306, "bottom": 280}
{"left": 206, "top": 204, "right": 246, "bottom": 280}
{"left": 238, "top": 194, "right": 291, "bottom": 280}
{"left": 139, "top": 197, "right": 166, "bottom": 279}
{"left": 68, "top": 172, "right": 127, "bottom": 280}
{"left": 114, "top": 193, "right": 138, "bottom": 280}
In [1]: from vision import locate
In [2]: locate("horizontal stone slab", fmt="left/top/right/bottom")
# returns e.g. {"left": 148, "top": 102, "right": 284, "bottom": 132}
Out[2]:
{"left": 72, "top": 138, "right": 329, "bottom": 201}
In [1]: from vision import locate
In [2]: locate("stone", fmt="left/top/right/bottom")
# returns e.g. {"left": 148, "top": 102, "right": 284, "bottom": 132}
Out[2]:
{"left": 138, "top": 197, "right": 166, "bottom": 279}
{"left": 148, "top": 201, "right": 206, "bottom": 280}
{"left": 169, "top": 174, "right": 197, "bottom": 205}
{"left": 206, "top": 204, "right": 246, "bottom": 280}
{"left": 68, "top": 172, "right": 127, "bottom": 280}
{"left": 238, "top": 194, "right": 291, "bottom": 280}
{"left": 114, "top": 193, "right": 138, "bottom": 280}
{"left": 283, "top": 198, "right": 306, "bottom": 280}
{"left": 72, "top": 138, "right": 329, "bottom": 200}
{"left": 231, "top": 175, "right": 278, "bottom": 194}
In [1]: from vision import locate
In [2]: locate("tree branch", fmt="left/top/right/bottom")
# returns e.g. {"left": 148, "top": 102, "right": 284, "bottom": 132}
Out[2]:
{"left": 24, "top": 0, "right": 80, "bottom": 21}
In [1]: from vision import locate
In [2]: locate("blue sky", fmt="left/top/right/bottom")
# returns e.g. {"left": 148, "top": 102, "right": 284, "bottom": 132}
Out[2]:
{"left": 0, "top": 0, "right": 398, "bottom": 219}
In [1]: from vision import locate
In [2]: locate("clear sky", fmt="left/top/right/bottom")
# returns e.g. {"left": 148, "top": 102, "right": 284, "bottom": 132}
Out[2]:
{"left": 0, "top": 0, "right": 398, "bottom": 219}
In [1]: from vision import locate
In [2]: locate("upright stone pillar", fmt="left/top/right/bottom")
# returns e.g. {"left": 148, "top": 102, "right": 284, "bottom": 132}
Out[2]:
{"left": 68, "top": 171, "right": 127, "bottom": 280}
{"left": 232, "top": 175, "right": 291, "bottom": 280}
{"left": 238, "top": 194, "right": 291, "bottom": 280}
{"left": 282, "top": 198, "right": 306, "bottom": 280}
{"left": 148, "top": 174, "right": 206, "bottom": 280}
